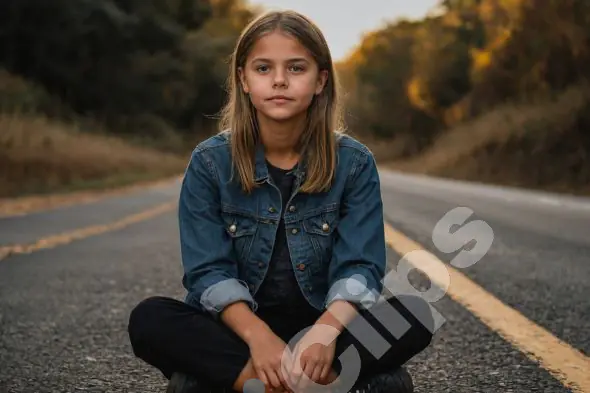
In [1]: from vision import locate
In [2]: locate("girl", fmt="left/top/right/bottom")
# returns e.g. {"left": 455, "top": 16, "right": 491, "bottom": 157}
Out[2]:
{"left": 127, "top": 9, "right": 434, "bottom": 393}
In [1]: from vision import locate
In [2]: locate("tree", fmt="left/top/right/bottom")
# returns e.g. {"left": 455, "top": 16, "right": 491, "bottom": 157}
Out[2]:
{"left": 340, "top": 20, "right": 440, "bottom": 153}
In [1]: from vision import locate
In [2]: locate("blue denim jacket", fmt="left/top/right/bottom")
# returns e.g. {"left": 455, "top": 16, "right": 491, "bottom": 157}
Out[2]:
{"left": 178, "top": 130, "right": 386, "bottom": 317}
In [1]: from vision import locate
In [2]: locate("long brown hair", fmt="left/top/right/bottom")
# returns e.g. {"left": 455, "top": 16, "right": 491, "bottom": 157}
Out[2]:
{"left": 218, "top": 10, "right": 345, "bottom": 194}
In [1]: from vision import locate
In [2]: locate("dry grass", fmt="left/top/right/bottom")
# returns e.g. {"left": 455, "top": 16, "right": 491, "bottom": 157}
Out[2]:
{"left": 4, "top": 82, "right": 589, "bottom": 201}
{"left": 0, "top": 113, "right": 188, "bottom": 198}
{"left": 378, "top": 86, "right": 590, "bottom": 195}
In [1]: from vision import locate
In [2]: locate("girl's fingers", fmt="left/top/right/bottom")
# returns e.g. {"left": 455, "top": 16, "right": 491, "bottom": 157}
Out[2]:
{"left": 310, "top": 363, "right": 324, "bottom": 384}
{"left": 319, "top": 364, "right": 331, "bottom": 383}
{"left": 256, "top": 368, "right": 270, "bottom": 389}
{"left": 266, "top": 368, "right": 283, "bottom": 391}
{"left": 290, "top": 350, "right": 303, "bottom": 382}
{"left": 277, "top": 363, "right": 292, "bottom": 392}
{"left": 280, "top": 356, "right": 294, "bottom": 391}
{"left": 300, "top": 360, "right": 318, "bottom": 389}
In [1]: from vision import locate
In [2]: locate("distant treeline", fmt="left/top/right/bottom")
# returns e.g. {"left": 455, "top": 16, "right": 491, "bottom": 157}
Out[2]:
{"left": 0, "top": 0, "right": 258, "bottom": 146}
{"left": 337, "top": 0, "right": 590, "bottom": 157}
{"left": 1, "top": 0, "right": 590, "bottom": 162}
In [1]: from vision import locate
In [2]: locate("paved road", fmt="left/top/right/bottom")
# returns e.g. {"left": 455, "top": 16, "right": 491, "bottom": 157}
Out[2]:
{"left": 1, "top": 169, "right": 589, "bottom": 392}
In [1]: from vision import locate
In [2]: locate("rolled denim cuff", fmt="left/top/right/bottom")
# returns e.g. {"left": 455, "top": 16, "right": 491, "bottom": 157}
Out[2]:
{"left": 200, "top": 278, "right": 258, "bottom": 315}
{"left": 325, "top": 274, "right": 379, "bottom": 309}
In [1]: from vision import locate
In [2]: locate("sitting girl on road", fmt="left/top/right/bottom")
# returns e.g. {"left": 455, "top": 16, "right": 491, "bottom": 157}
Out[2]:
{"left": 128, "top": 9, "right": 434, "bottom": 393}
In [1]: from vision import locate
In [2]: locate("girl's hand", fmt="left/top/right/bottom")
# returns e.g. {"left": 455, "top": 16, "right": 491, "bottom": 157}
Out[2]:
{"left": 289, "top": 324, "right": 338, "bottom": 390}
{"left": 247, "top": 326, "right": 293, "bottom": 392}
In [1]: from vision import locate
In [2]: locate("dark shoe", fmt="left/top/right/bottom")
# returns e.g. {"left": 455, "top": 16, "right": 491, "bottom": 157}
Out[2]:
{"left": 166, "top": 372, "right": 203, "bottom": 393}
{"left": 355, "top": 366, "right": 414, "bottom": 393}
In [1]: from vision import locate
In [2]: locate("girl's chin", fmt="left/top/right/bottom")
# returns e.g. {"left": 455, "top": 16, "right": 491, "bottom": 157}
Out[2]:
{"left": 256, "top": 107, "right": 307, "bottom": 123}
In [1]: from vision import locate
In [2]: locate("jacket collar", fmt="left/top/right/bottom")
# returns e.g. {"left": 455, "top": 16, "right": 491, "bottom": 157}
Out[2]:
{"left": 253, "top": 140, "right": 307, "bottom": 184}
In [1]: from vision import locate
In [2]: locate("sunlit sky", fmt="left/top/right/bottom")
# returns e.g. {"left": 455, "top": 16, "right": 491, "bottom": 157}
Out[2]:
{"left": 247, "top": 0, "right": 441, "bottom": 61}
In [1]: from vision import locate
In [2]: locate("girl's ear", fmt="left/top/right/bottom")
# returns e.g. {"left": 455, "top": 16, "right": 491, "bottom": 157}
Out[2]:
{"left": 315, "top": 69, "right": 329, "bottom": 95}
{"left": 238, "top": 67, "right": 250, "bottom": 94}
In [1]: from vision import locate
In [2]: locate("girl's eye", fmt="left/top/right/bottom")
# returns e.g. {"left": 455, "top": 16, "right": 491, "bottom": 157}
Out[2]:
{"left": 289, "top": 65, "right": 305, "bottom": 72}
{"left": 254, "top": 64, "right": 305, "bottom": 73}
{"left": 256, "top": 65, "right": 269, "bottom": 73}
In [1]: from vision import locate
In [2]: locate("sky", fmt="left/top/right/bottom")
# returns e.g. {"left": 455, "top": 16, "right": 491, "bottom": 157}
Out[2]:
{"left": 247, "top": 0, "right": 441, "bottom": 61}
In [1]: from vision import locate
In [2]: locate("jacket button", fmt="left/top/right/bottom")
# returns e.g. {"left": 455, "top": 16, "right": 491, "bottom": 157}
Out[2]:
{"left": 322, "top": 223, "right": 329, "bottom": 232}
{"left": 229, "top": 224, "right": 237, "bottom": 233}
{"left": 297, "top": 263, "right": 305, "bottom": 271}
{"left": 258, "top": 262, "right": 264, "bottom": 268}
{"left": 268, "top": 206, "right": 276, "bottom": 213}
{"left": 289, "top": 205, "right": 296, "bottom": 212}
{"left": 291, "top": 228, "right": 298, "bottom": 234}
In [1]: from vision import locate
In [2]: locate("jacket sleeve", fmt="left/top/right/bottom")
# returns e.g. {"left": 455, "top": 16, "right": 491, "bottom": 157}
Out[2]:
{"left": 178, "top": 149, "right": 257, "bottom": 317}
{"left": 324, "top": 149, "right": 386, "bottom": 310}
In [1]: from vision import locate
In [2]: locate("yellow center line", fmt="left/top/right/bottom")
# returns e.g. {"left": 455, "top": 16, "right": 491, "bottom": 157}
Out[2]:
{"left": 0, "top": 175, "right": 182, "bottom": 218}
{"left": 383, "top": 223, "right": 590, "bottom": 393}
{"left": 0, "top": 201, "right": 177, "bottom": 261}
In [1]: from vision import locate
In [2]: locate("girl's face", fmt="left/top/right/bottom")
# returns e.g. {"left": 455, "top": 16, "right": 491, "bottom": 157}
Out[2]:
{"left": 238, "top": 30, "right": 328, "bottom": 124}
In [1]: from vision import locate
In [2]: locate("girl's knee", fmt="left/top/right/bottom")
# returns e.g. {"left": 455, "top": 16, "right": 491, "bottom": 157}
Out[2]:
{"left": 389, "top": 295, "right": 435, "bottom": 336}
{"left": 127, "top": 296, "right": 169, "bottom": 344}
{"left": 387, "top": 295, "right": 435, "bottom": 346}
{"left": 129, "top": 296, "right": 162, "bottom": 323}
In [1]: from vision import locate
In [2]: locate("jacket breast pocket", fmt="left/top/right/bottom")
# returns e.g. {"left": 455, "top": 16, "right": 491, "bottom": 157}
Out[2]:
{"left": 221, "top": 207, "right": 258, "bottom": 262}
{"left": 302, "top": 207, "right": 339, "bottom": 272}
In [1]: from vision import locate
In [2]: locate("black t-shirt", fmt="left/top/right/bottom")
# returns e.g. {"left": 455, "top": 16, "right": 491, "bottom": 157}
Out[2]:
{"left": 254, "top": 161, "right": 310, "bottom": 311}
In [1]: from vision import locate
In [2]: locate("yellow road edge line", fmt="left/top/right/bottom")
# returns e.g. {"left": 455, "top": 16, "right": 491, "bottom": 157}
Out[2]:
{"left": 383, "top": 223, "right": 590, "bottom": 393}
{"left": 0, "top": 201, "right": 177, "bottom": 261}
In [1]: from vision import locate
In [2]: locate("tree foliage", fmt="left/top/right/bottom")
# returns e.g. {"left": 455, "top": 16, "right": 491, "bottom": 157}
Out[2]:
{"left": 3, "top": 0, "right": 589, "bottom": 157}
{"left": 338, "top": 0, "right": 590, "bottom": 153}
{"left": 340, "top": 21, "right": 440, "bottom": 155}
{"left": 0, "top": 0, "right": 256, "bottom": 142}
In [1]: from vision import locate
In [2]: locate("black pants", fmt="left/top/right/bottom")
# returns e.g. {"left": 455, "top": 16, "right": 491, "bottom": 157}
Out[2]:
{"left": 127, "top": 295, "right": 434, "bottom": 390}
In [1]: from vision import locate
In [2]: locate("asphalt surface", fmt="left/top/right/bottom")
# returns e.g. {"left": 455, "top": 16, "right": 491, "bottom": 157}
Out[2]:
{"left": 1, "top": 169, "right": 588, "bottom": 393}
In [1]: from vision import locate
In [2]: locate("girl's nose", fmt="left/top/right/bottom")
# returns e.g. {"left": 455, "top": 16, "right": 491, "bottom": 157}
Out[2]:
{"left": 273, "top": 70, "right": 288, "bottom": 88}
